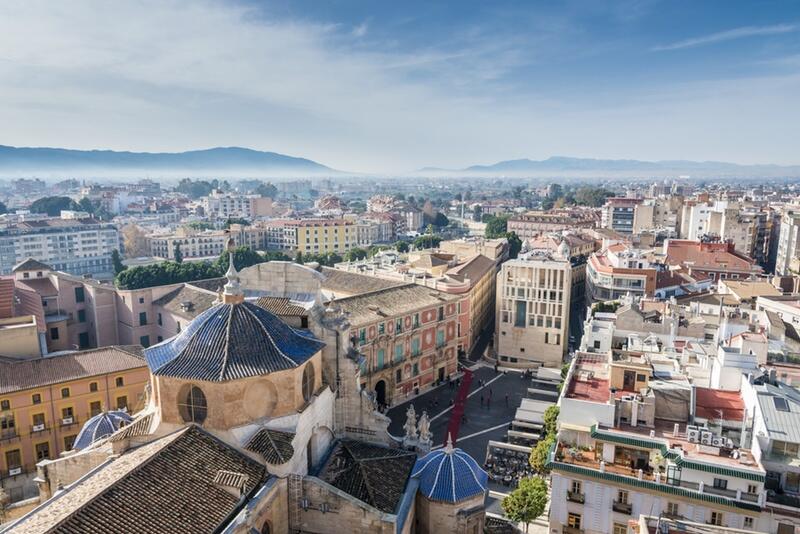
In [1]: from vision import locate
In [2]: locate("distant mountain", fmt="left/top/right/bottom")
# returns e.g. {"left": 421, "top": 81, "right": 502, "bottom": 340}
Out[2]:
{"left": 420, "top": 156, "right": 800, "bottom": 178}
{"left": 0, "top": 145, "right": 337, "bottom": 178}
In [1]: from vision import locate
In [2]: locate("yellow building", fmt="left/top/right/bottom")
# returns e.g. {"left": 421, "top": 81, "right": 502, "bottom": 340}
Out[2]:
{"left": 0, "top": 346, "right": 148, "bottom": 502}
{"left": 292, "top": 219, "right": 359, "bottom": 255}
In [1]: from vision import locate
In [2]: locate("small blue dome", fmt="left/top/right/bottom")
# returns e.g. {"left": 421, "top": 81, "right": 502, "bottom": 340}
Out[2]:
{"left": 411, "top": 442, "right": 488, "bottom": 503}
{"left": 73, "top": 411, "right": 133, "bottom": 450}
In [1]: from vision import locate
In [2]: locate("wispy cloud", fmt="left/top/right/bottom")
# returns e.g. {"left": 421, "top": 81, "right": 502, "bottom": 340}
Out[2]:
{"left": 351, "top": 22, "right": 368, "bottom": 38}
{"left": 652, "top": 23, "right": 797, "bottom": 51}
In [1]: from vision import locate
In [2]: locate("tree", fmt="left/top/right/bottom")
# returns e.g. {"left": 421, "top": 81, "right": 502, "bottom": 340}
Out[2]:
{"left": 501, "top": 476, "right": 549, "bottom": 533}
{"left": 29, "top": 196, "right": 79, "bottom": 216}
{"left": 506, "top": 232, "right": 522, "bottom": 259}
{"left": 574, "top": 187, "right": 613, "bottom": 208}
{"left": 394, "top": 240, "right": 410, "bottom": 253}
{"left": 543, "top": 405, "right": 560, "bottom": 438}
{"left": 484, "top": 214, "right": 509, "bottom": 238}
{"left": 173, "top": 243, "right": 184, "bottom": 264}
{"left": 432, "top": 212, "right": 449, "bottom": 228}
{"left": 303, "top": 252, "right": 342, "bottom": 267}
{"left": 78, "top": 196, "right": 96, "bottom": 215}
{"left": 185, "top": 221, "right": 215, "bottom": 231}
{"left": 472, "top": 205, "right": 483, "bottom": 222}
{"left": 176, "top": 179, "right": 214, "bottom": 199}
{"left": 529, "top": 435, "right": 556, "bottom": 475}
{"left": 256, "top": 182, "right": 278, "bottom": 199}
{"left": 547, "top": 183, "right": 563, "bottom": 200}
{"left": 224, "top": 217, "right": 250, "bottom": 228}
{"left": 295, "top": 251, "right": 304, "bottom": 264}
{"left": 115, "top": 261, "right": 222, "bottom": 290}
{"left": 122, "top": 224, "right": 149, "bottom": 258}
{"left": 264, "top": 250, "right": 292, "bottom": 261}
{"left": 111, "top": 249, "right": 127, "bottom": 276}
{"left": 344, "top": 248, "right": 368, "bottom": 262}
{"left": 215, "top": 246, "right": 265, "bottom": 272}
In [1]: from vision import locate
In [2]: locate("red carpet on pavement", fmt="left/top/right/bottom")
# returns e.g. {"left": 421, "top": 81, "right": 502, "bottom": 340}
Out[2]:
{"left": 444, "top": 368, "right": 473, "bottom": 446}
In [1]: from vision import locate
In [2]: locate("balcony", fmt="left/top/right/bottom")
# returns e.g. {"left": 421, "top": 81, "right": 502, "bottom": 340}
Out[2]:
{"left": 562, "top": 527, "right": 584, "bottom": 534}
{"left": 0, "top": 428, "right": 19, "bottom": 443}
{"left": 30, "top": 423, "right": 50, "bottom": 435}
{"left": 60, "top": 416, "right": 79, "bottom": 429}
{"left": 566, "top": 491, "right": 585, "bottom": 504}
{"left": 612, "top": 501, "right": 632, "bottom": 514}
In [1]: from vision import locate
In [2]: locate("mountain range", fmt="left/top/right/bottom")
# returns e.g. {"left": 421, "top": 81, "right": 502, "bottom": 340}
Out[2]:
{"left": 0, "top": 145, "right": 335, "bottom": 178}
{"left": 419, "top": 156, "right": 800, "bottom": 178}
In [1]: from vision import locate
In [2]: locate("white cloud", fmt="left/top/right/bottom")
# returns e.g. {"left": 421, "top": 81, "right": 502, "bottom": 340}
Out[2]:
{"left": 0, "top": 1, "right": 797, "bottom": 172}
{"left": 652, "top": 24, "right": 797, "bottom": 52}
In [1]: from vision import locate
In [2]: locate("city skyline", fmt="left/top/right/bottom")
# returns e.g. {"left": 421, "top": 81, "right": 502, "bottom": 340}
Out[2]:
{"left": 1, "top": 0, "right": 799, "bottom": 173}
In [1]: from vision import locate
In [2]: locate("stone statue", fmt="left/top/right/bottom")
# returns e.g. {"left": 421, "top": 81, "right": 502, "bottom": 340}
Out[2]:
{"left": 403, "top": 405, "right": 418, "bottom": 445}
{"left": 417, "top": 411, "right": 432, "bottom": 453}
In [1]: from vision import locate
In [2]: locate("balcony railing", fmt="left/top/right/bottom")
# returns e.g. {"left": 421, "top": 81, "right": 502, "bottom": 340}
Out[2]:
{"left": 562, "top": 527, "right": 584, "bottom": 534}
{"left": 29, "top": 424, "right": 50, "bottom": 435}
{"left": 566, "top": 491, "right": 585, "bottom": 504}
{"left": 612, "top": 501, "right": 632, "bottom": 514}
{"left": 0, "top": 429, "right": 19, "bottom": 443}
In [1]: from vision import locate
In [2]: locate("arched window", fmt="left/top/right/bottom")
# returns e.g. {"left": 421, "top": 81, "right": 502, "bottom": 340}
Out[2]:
{"left": 302, "top": 363, "right": 315, "bottom": 402}
{"left": 260, "top": 520, "right": 272, "bottom": 534}
{"left": 178, "top": 385, "right": 207, "bottom": 424}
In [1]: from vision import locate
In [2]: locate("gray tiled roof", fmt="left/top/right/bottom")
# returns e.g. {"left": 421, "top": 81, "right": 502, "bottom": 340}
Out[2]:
{"left": 254, "top": 296, "right": 307, "bottom": 317}
{"left": 7, "top": 425, "right": 266, "bottom": 534}
{"left": 317, "top": 440, "right": 416, "bottom": 514}
{"left": 320, "top": 266, "right": 405, "bottom": 296}
{"left": 152, "top": 284, "right": 218, "bottom": 319}
{"left": 145, "top": 302, "right": 324, "bottom": 381}
{"left": 12, "top": 258, "right": 52, "bottom": 272}
{"left": 756, "top": 382, "right": 800, "bottom": 444}
{"left": 245, "top": 428, "right": 295, "bottom": 464}
{"left": 333, "top": 284, "right": 460, "bottom": 326}
{"left": 0, "top": 346, "right": 145, "bottom": 395}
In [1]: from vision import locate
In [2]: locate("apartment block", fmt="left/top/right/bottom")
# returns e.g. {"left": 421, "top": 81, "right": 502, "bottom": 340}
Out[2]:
{"left": 601, "top": 198, "right": 642, "bottom": 234}
{"left": 495, "top": 249, "right": 572, "bottom": 368}
{"left": 0, "top": 214, "right": 120, "bottom": 278}
{"left": 201, "top": 190, "right": 275, "bottom": 219}
{"left": 776, "top": 209, "right": 800, "bottom": 275}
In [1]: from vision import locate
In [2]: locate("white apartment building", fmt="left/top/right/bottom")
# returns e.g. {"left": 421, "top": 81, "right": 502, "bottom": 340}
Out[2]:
{"left": 201, "top": 190, "right": 274, "bottom": 219}
{"left": 0, "top": 214, "right": 120, "bottom": 277}
{"left": 776, "top": 209, "right": 800, "bottom": 275}
{"left": 495, "top": 247, "right": 572, "bottom": 368}
{"left": 148, "top": 230, "right": 229, "bottom": 259}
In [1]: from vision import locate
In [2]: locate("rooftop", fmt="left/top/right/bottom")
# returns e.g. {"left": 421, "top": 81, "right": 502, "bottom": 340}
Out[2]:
{"left": 333, "top": 283, "right": 460, "bottom": 326}
{"left": 0, "top": 346, "right": 145, "bottom": 395}
{"left": 7, "top": 425, "right": 266, "bottom": 534}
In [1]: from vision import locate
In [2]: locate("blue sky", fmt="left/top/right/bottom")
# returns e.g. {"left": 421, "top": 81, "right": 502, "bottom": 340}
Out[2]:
{"left": 0, "top": 0, "right": 798, "bottom": 173}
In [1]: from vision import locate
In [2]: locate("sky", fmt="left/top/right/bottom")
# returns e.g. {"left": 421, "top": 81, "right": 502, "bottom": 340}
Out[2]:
{"left": 0, "top": 0, "right": 799, "bottom": 173}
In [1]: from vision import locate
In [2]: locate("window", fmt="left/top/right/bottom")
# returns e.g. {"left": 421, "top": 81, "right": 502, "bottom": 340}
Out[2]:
{"left": 35, "top": 441, "right": 50, "bottom": 461}
{"left": 32, "top": 393, "right": 41, "bottom": 405}
{"left": 89, "top": 382, "right": 98, "bottom": 393}
{"left": 567, "top": 513, "right": 581, "bottom": 529}
{"left": 90, "top": 401, "right": 102, "bottom": 416}
{"left": 667, "top": 502, "right": 681, "bottom": 517}
{"left": 0, "top": 399, "right": 9, "bottom": 411}
{"left": 436, "top": 330, "right": 445, "bottom": 347}
{"left": 613, "top": 524, "right": 627, "bottom": 534}
{"left": 157, "top": 335, "right": 163, "bottom": 343}
{"left": 61, "top": 407, "right": 74, "bottom": 419}
{"left": 411, "top": 337, "right": 421, "bottom": 356}
{"left": 302, "top": 363, "right": 315, "bottom": 402}
{"left": 774, "top": 397, "right": 790, "bottom": 412}
{"left": 64, "top": 435, "right": 77, "bottom": 450}
{"left": 50, "top": 327, "right": 60, "bottom": 340}
{"left": 376, "top": 349, "right": 385, "bottom": 370}
{"left": 176, "top": 322, "right": 181, "bottom": 333}
{"left": 139, "top": 312, "right": 147, "bottom": 326}
{"left": 395, "top": 343, "right": 403, "bottom": 363}
{"left": 61, "top": 387, "right": 70, "bottom": 398}
{"left": 395, "top": 318, "right": 403, "bottom": 333}
{"left": 713, "top": 478, "right": 728, "bottom": 490}
{"left": 438, "top": 306, "right": 444, "bottom": 321}
{"left": 747, "top": 484, "right": 758, "bottom": 494}
{"left": 743, "top": 517, "right": 754, "bottom": 529}
{"left": 140, "top": 335, "right": 150, "bottom": 347}
{"left": 396, "top": 369, "right": 402, "bottom": 382}
{"left": 571, "top": 480, "right": 582, "bottom": 494}
{"left": 23, "top": 272, "right": 29, "bottom": 279}
{"left": 378, "top": 323, "right": 385, "bottom": 335}
{"left": 116, "top": 396, "right": 128, "bottom": 410}
{"left": 77, "top": 309, "right": 86, "bottom": 323}
{"left": 413, "top": 363, "right": 419, "bottom": 376}
{"left": 5, "top": 449, "right": 21, "bottom": 470}
{"left": 413, "top": 313, "right": 420, "bottom": 328}
{"left": 75, "top": 287, "right": 85, "bottom": 303}
{"left": 78, "top": 332, "right": 89, "bottom": 349}
{"left": 359, "top": 328, "right": 366, "bottom": 345}
{"left": 33, "top": 413, "right": 45, "bottom": 428}
{"left": 710, "top": 512, "right": 723, "bottom": 526}
{"left": 138, "top": 297, "right": 145, "bottom": 304}
{"left": 617, "top": 490, "right": 628, "bottom": 504}
{"left": 115, "top": 377, "right": 124, "bottom": 387}
{"left": 157, "top": 313, "right": 163, "bottom": 326}
{"left": 178, "top": 385, "right": 208, "bottom": 424}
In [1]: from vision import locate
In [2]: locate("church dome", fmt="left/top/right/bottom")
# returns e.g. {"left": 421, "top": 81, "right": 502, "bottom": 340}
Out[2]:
{"left": 144, "top": 301, "right": 324, "bottom": 382}
{"left": 73, "top": 411, "right": 133, "bottom": 450}
{"left": 411, "top": 439, "right": 488, "bottom": 503}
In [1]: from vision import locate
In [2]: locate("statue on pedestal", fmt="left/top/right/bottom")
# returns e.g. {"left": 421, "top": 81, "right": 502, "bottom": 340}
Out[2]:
{"left": 403, "top": 405, "right": 418, "bottom": 447}
{"left": 417, "top": 410, "right": 432, "bottom": 453}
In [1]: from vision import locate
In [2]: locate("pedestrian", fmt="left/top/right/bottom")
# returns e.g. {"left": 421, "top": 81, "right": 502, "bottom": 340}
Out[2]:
{"left": 505, "top": 393, "right": 509, "bottom": 407}
{"left": 494, "top": 363, "right": 498, "bottom": 374}
{"left": 480, "top": 394, "right": 484, "bottom": 407}
{"left": 488, "top": 388, "right": 493, "bottom": 399}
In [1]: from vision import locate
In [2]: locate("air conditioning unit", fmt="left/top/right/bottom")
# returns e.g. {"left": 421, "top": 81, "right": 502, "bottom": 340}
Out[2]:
{"left": 62, "top": 417, "right": 73, "bottom": 425}
{"left": 687, "top": 428, "right": 700, "bottom": 443}
{"left": 32, "top": 423, "right": 45, "bottom": 432}
{"left": 701, "top": 431, "right": 713, "bottom": 445}
{"left": 726, "top": 439, "right": 734, "bottom": 449}
{"left": 8, "top": 467, "right": 21, "bottom": 476}
{"left": 712, "top": 437, "right": 725, "bottom": 447}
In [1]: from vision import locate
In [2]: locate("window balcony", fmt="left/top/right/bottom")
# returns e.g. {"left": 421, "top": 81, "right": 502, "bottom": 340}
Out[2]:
{"left": 0, "top": 429, "right": 19, "bottom": 443}
{"left": 612, "top": 501, "right": 632, "bottom": 514}
{"left": 562, "top": 527, "right": 584, "bottom": 534}
{"left": 566, "top": 490, "right": 585, "bottom": 504}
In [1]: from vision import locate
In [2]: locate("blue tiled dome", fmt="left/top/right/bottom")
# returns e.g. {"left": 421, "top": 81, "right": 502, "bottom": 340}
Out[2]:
{"left": 73, "top": 411, "right": 133, "bottom": 450}
{"left": 144, "top": 301, "right": 325, "bottom": 382}
{"left": 411, "top": 442, "right": 488, "bottom": 503}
